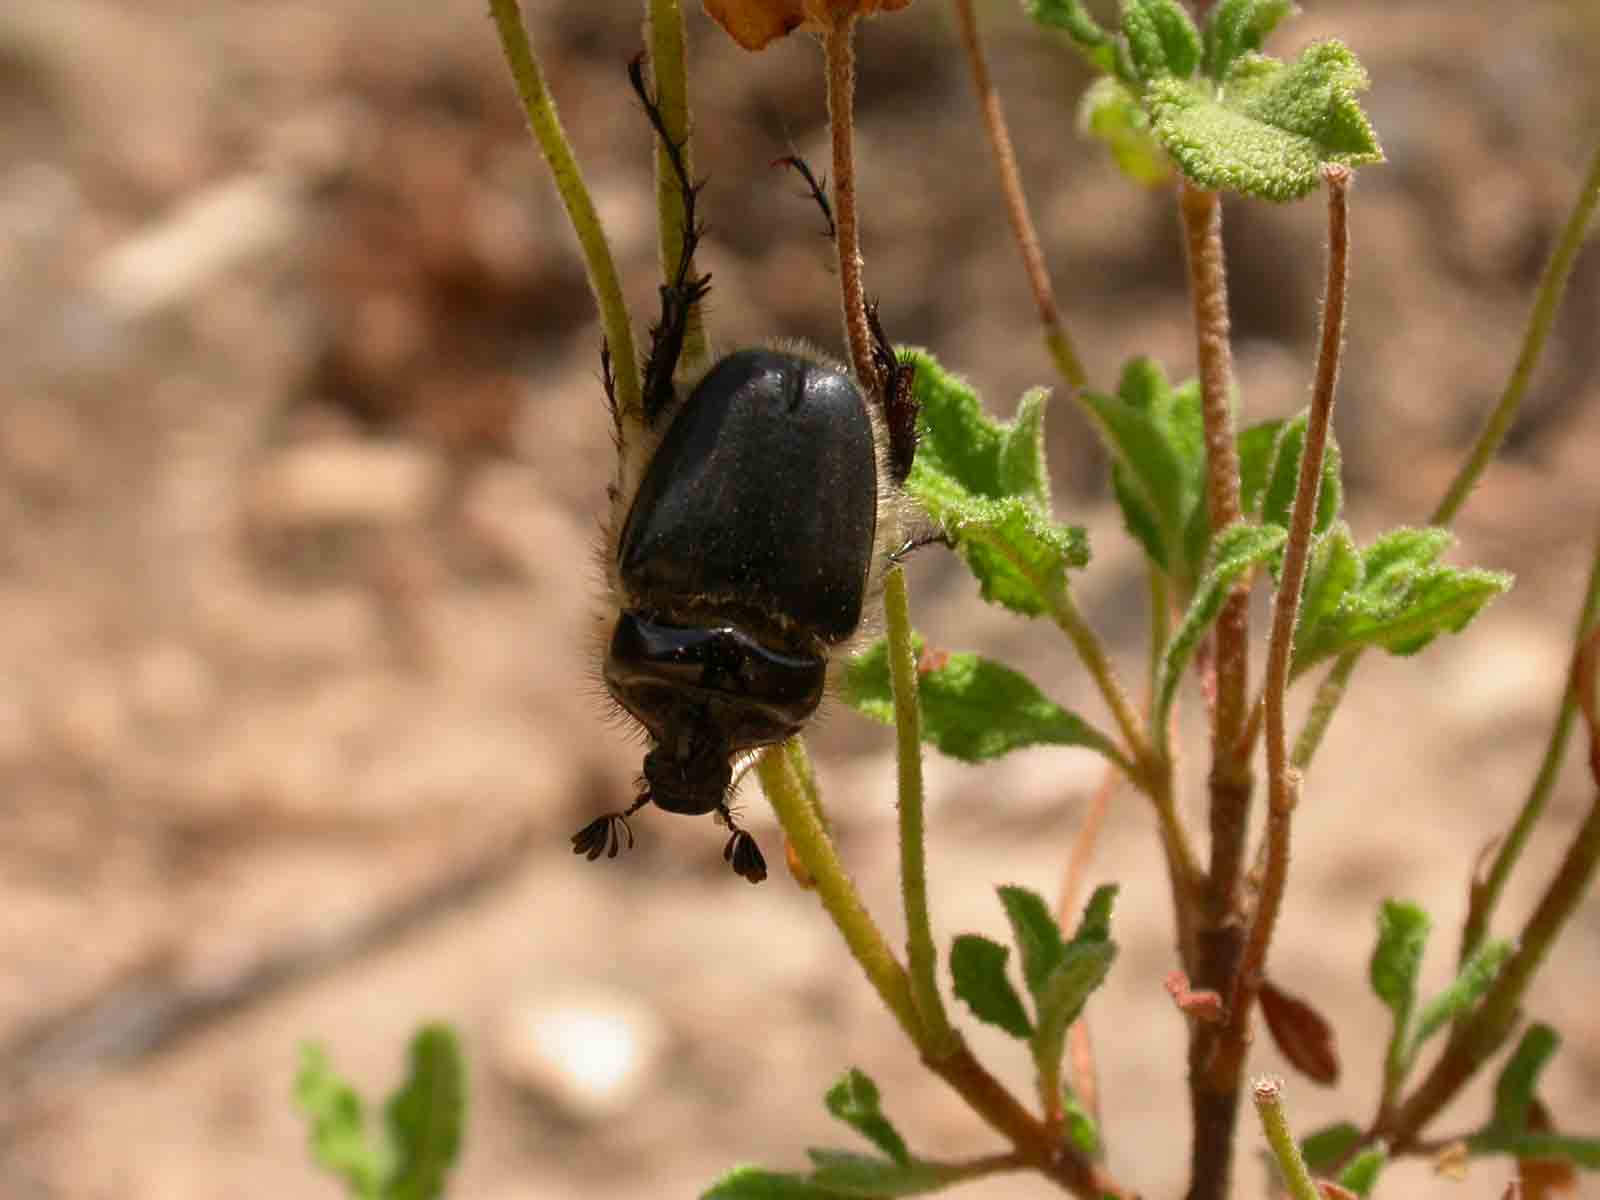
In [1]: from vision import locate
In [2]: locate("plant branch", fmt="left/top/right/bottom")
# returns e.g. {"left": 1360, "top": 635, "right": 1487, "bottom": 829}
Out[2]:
{"left": 1046, "top": 580, "right": 1151, "bottom": 776}
{"left": 1253, "top": 1080, "right": 1322, "bottom": 1200}
{"left": 488, "top": 0, "right": 641, "bottom": 419}
{"left": 883, "top": 567, "right": 957, "bottom": 1054}
{"left": 1431, "top": 140, "right": 1600, "bottom": 526}
{"left": 756, "top": 745, "right": 924, "bottom": 1045}
{"left": 822, "top": 18, "right": 877, "bottom": 390}
{"left": 951, "top": 0, "right": 1088, "bottom": 392}
{"left": 1460, "top": 512, "right": 1600, "bottom": 965}
{"left": 1222, "top": 164, "right": 1351, "bottom": 1077}
{"left": 1293, "top": 138, "right": 1600, "bottom": 772}
{"left": 645, "top": 0, "right": 709, "bottom": 367}
{"left": 1378, "top": 785, "right": 1600, "bottom": 1149}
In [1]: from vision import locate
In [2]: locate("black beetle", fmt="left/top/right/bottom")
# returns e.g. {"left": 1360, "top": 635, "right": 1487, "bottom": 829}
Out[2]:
{"left": 572, "top": 56, "right": 918, "bottom": 883}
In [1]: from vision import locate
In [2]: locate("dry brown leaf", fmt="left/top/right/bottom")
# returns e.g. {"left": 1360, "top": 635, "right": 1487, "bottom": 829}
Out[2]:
{"left": 1260, "top": 977, "right": 1341, "bottom": 1086}
{"left": 702, "top": 0, "right": 913, "bottom": 51}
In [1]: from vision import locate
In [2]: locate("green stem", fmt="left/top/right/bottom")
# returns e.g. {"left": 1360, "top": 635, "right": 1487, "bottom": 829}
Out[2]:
{"left": 757, "top": 746, "right": 925, "bottom": 1045}
{"left": 488, "top": 0, "right": 641, "bottom": 420}
{"left": 1431, "top": 140, "right": 1600, "bottom": 526}
{"left": 644, "top": 0, "right": 708, "bottom": 368}
{"left": 1253, "top": 1080, "right": 1322, "bottom": 1200}
{"left": 1459, "top": 512, "right": 1600, "bottom": 964}
{"left": 1380, "top": 785, "right": 1600, "bottom": 1148}
{"left": 951, "top": 0, "right": 1089, "bottom": 393}
{"left": 882, "top": 567, "right": 957, "bottom": 1054}
{"left": 1293, "top": 138, "right": 1600, "bottom": 772}
{"left": 1047, "top": 580, "right": 1150, "bottom": 777}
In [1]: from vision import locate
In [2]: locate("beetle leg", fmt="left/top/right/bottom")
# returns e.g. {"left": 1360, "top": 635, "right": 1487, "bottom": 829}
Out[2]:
{"left": 718, "top": 802, "right": 768, "bottom": 884}
{"left": 866, "top": 301, "right": 919, "bottom": 484}
{"left": 628, "top": 53, "right": 712, "bottom": 427}
{"left": 571, "top": 790, "right": 651, "bottom": 862}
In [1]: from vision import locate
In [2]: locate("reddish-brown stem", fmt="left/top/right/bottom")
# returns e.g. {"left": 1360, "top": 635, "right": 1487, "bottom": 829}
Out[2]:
{"left": 1216, "top": 165, "right": 1352, "bottom": 1086}
{"left": 951, "top": 0, "right": 1087, "bottom": 391}
{"left": 822, "top": 19, "right": 876, "bottom": 391}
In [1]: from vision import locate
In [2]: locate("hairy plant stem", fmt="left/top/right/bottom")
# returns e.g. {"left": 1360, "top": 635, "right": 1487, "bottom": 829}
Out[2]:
{"left": 883, "top": 567, "right": 957, "bottom": 1054}
{"left": 757, "top": 743, "right": 1128, "bottom": 1198}
{"left": 489, "top": 0, "right": 641, "bottom": 418}
{"left": 951, "top": 0, "right": 1088, "bottom": 392}
{"left": 1460, "top": 513, "right": 1600, "bottom": 965}
{"left": 1178, "top": 178, "right": 1252, "bottom": 1200}
{"left": 1378, "top": 784, "right": 1600, "bottom": 1149}
{"left": 757, "top": 746, "right": 924, "bottom": 1042}
{"left": 1217, "top": 167, "right": 1351, "bottom": 1103}
{"left": 1047, "top": 581, "right": 1150, "bottom": 776}
{"left": 645, "top": 0, "right": 708, "bottom": 368}
{"left": 1293, "top": 138, "right": 1600, "bottom": 772}
{"left": 1253, "top": 1080, "right": 1322, "bottom": 1200}
{"left": 822, "top": 19, "right": 877, "bottom": 390}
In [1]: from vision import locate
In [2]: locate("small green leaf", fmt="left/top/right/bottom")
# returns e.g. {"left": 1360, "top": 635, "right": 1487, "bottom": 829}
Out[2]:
{"left": 1121, "top": 0, "right": 1202, "bottom": 83}
{"left": 824, "top": 1070, "right": 910, "bottom": 1166}
{"left": 1074, "top": 883, "right": 1118, "bottom": 944}
{"left": 702, "top": 1167, "right": 845, "bottom": 1199}
{"left": 1408, "top": 939, "right": 1512, "bottom": 1058}
{"left": 1023, "top": 0, "right": 1119, "bottom": 75}
{"left": 950, "top": 935, "right": 1034, "bottom": 1039}
{"left": 1201, "top": 0, "right": 1295, "bottom": 81}
{"left": 805, "top": 1150, "right": 950, "bottom": 1196}
{"left": 1155, "top": 522, "right": 1286, "bottom": 727}
{"left": 1337, "top": 1144, "right": 1387, "bottom": 1197}
{"left": 903, "top": 352, "right": 1089, "bottom": 617}
{"left": 1294, "top": 523, "right": 1360, "bottom": 671}
{"left": 1256, "top": 413, "right": 1343, "bottom": 538}
{"left": 1148, "top": 41, "right": 1382, "bottom": 201}
{"left": 843, "top": 639, "right": 1127, "bottom": 768}
{"left": 1079, "top": 76, "right": 1173, "bottom": 187}
{"left": 294, "top": 1044, "right": 383, "bottom": 1200}
{"left": 385, "top": 1025, "right": 466, "bottom": 1200}
{"left": 1064, "top": 1098, "right": 1100, "bottom": 1156}
{"left": 1467, "top": 1132, "right": 1600, "bottom": 1169}
{"left": 1299, "top": 1122, "right": 1362, "bottom": 1173}
{"left": 1491, "top": 1023, "right": 1561, "bottom": 1132}
{"left": 1371, "top": 900, "right": 1429, "bottom": 1091}
{"left": 997, "top": 885, "right": 1066, "bottom": 999}
{"left": 1293, "top": 527, "right": 1512, "bottom": 672}
{"left": 1032, "top": 941, "right": 1118, "bottom": 1084}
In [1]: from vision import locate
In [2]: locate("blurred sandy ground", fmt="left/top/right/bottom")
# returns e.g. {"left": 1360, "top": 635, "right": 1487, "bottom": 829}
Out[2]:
{"left": 0, "top": 1, "right": 1597, "bottom": 1197}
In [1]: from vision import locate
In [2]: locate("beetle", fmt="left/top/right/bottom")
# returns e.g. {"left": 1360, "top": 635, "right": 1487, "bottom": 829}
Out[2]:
{"left": 571, "top": 55, "right": 918, "bottom": 883}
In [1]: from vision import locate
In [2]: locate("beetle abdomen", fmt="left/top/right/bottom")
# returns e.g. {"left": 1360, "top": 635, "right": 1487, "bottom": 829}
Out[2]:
{"left": 618, "top": 348, "right": 879, "bottom": 644}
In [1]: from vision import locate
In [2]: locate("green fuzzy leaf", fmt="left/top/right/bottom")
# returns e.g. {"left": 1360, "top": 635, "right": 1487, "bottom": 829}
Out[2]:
{"left": 844, "top": 639, "right": 1126, "bottom": 767}
{"left": 385, "top": 1025, "right": 466, "bottom": 1200}
{"left": 1337, "top": 1145, "right": 1387, "bottom": 1197}
{"left": 904, "top": 352, "right": 1089, "bottom": 617}
{"left": 1293, "top": 527, "right": 1512, "bottom": 674}
{"left": 1492, "top": 1023, "right": 1561, "bottom": 1132}
{"left": 1154, "top": 522, "right": 1286, "bottom": 728}
{"left": 1370, "top": 900, "right": 1429, "bottom": 1018}
{"left": 702, "top": 1168, "right": 845, "bottom": 1199}
{"left": 805, "top": 1150, "right": 950, "bottom": 1196}
{"left": 824, "top": 1070, "right": 910, "bottom": 1166}
{"left": 1064, "top": 1098, "right": 1100, "bottom": 1156}
{"left": 1032, "top": 941, "right": 1118, "bottom": 1089}
{"left": 1023, "top": 0, "right": 1119, "bottom": 75}
{"left": 1079, "top": 76, "right": 1173, "bottom": 187}
{"left": 1408, "top": 939, "right": 1512, "bottom": 1059}
{"left": 997, "top": 885, "right": 1067, "bottom": 999}
{"left": 1299, "top": 1122, "right": 1362, "bottom": 1173}
{"left": 1294, "top": 523, "right": 1361, "bottom": 666}
{"left": 1148, "top": 40, "right": 1382, "bottom": 201}
{"left": 1121, "top": 0, "right": 1201, "bottom": 83}
{"left": 294, "top": 1044, "right": 384, "bottom": 1199}
{"left": 1255, "top": 413, "right": 1343, "bottom": 538}
{"left": 1074, "top": 883, "right": 1119, "bottom": 944}
{"left": 1094, "top": 359, "right": 1205, "bottom": 582}
{"left": 950, "top": 934, "right": 1034, "bottom": 1039}
{"left": 1202, "top": 0, "right": 1295, "bottom": 81}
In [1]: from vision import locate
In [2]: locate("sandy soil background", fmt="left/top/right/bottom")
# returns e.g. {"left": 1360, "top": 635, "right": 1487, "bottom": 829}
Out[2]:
{"left": 1, "top": 1, "right": 1598, "bottom": 1197}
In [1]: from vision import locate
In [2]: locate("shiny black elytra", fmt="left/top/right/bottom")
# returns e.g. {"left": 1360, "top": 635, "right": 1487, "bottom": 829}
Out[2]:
{"left": 572, "top": 55, "right": 917, "bottom": 884}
